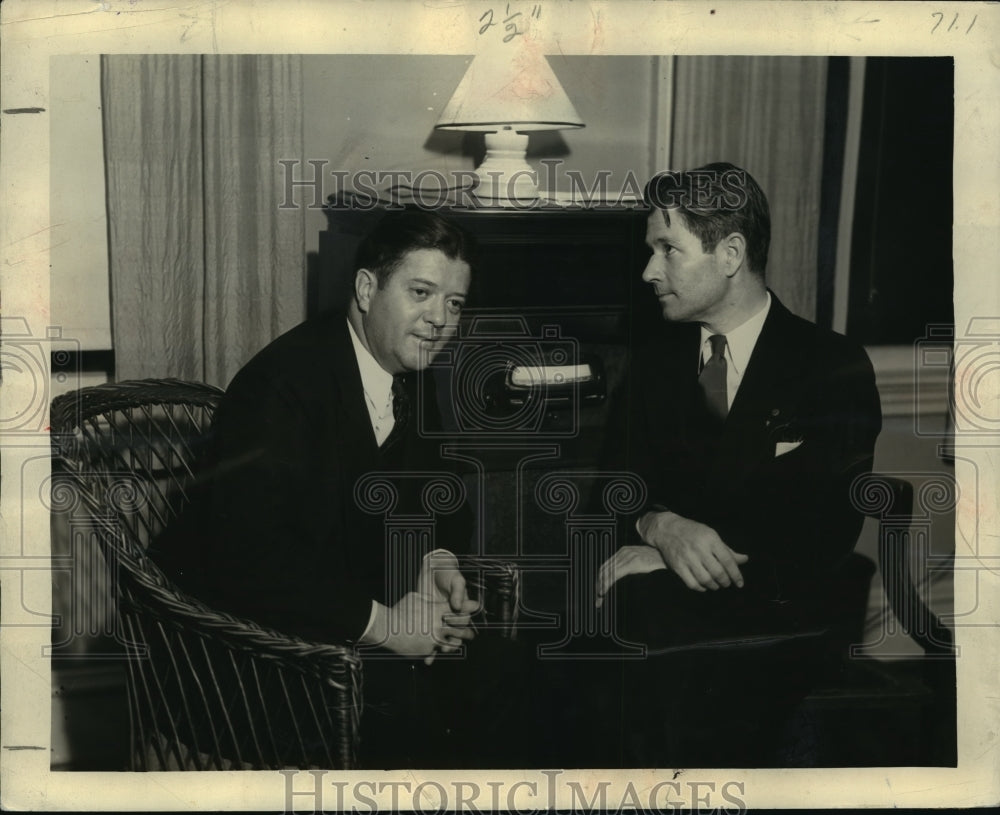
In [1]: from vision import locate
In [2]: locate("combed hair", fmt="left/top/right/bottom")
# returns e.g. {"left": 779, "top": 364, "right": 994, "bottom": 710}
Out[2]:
{"left": 643, "top": 162, "right": 770, "bottom": 276}
{"left": 355, "top": 208, "right": 476, "bottom": 286}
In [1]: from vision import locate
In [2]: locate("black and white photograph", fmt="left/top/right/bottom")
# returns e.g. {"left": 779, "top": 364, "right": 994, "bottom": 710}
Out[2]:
{"left": 1, "top": 1, "right": 997, "bottom": 811}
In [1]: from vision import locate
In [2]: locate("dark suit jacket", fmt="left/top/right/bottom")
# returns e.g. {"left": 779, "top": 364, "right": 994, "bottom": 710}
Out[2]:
{"left": 155, "top": 313, "right": 471, "bottom": 644}
{"left": 609, "top": 292, "right": 882, "bottom": 632}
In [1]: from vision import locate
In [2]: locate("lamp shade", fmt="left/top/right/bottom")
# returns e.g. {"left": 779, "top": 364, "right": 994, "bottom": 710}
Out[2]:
{"left": 435, "top": 49, "right": 584, "bottom": 132}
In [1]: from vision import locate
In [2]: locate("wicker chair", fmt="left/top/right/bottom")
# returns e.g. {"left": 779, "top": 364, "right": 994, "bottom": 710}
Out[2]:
{"left": 50, "top": 379, "right": 517, "bottom": 770}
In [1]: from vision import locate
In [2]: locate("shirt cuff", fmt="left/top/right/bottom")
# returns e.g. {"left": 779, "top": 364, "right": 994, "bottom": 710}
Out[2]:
{"left": 636, "top": 504, "right": 670, "bottom": 535}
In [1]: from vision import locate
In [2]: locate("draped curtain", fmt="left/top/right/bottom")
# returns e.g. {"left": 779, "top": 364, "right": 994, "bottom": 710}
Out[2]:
{"left": 671, "top": 56, "right": 828, "bottom": 321}
{"left": 102, "top": 55, "right": 305, "bottom": 387}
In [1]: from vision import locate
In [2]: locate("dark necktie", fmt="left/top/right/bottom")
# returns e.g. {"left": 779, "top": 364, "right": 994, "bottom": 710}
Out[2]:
{"left": 699, "top": 334, "right": 729, "bottom": 421}
{"left": 383, "top": 374, "right": 410, "bottom": 447}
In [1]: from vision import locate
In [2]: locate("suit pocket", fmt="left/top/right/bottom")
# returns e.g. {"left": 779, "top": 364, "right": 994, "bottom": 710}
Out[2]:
{"left": 774, "top": 440, "right": 803, "bottom": 458}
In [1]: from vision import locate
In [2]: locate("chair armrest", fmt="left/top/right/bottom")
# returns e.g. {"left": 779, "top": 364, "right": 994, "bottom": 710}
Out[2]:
{"left": 108, "top": 529, "right": 362, "bottom": 769}
{"left": 132, "top": 554, "right": 361, "bottom": 672}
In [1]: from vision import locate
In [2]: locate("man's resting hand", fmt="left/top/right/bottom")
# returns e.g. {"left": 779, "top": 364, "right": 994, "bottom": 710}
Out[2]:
{"left": 595, "top": 544, "right": 667, "bottom": 608}
{"left": 635, "top": 510, "right": 748, "bottom": 592}
{"left": 418, "top": 550, "right": 480, "bottom": 664}
{"left": 361, "top": 550, "right": 479, "bottom": 664}
{"left": 419, "top": 550, "right": 477, "bottom": 614}
{"left": 378, "top": 592, "right": 477, "bottom": 663}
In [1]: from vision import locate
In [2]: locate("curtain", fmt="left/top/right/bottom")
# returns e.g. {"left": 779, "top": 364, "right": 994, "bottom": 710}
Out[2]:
{"left": 102, "top": 55, "right": 305, "bottom": 387}
{"left": 670, "top": 56, "right": 828, "bottom": 321}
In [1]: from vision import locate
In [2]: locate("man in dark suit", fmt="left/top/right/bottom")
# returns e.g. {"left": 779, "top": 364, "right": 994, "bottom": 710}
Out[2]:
{"left": 158, "top": 209, "right": 485, "bottom": 765}
{"left": 593, "top": 163, "right": 882, "bottom": 764}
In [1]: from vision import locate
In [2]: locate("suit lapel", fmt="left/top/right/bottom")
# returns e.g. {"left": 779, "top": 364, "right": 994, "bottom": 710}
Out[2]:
{"left": 326, "top": 317, "right": 380, "bottom": 458}
{"left": 650, "top": 323, "right": 702, "bottom": 434}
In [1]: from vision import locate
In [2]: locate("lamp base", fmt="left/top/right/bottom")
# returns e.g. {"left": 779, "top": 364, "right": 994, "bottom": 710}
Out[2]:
{"left": 474, "top": 130, "right": 538, "bottom": 200}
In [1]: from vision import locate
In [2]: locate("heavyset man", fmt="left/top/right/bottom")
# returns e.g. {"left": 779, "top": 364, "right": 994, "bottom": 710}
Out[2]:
{"left": 159, "top": 210, "right": 487, "bottom": 766}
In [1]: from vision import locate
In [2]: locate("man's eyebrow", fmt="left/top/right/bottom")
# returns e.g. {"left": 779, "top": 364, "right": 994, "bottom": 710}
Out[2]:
{"left": 409, "top": 277, "right": 468, "bottom": 298}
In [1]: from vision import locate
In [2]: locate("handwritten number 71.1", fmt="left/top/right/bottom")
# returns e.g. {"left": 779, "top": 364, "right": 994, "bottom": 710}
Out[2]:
{"left": 931, "top": 12, "right": 977, "bottom": 34}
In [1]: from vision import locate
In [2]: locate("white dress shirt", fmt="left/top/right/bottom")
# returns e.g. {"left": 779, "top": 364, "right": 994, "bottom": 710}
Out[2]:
{"left": 699, "top": 291, "right": 772, "bottom": 409}
{"left": 345, "top": 319, "right": 449, "bottom": 642}
{"left": 347, "top": 319, "right": 397, "bottom": 446}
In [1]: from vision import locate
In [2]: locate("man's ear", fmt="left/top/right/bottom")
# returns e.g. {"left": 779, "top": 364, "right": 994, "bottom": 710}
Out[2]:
{"left": 720, "top": 232, "right": 747, "bottom": 277}
{"left": 354, "top": 268, "right": 377, "bottom": 312}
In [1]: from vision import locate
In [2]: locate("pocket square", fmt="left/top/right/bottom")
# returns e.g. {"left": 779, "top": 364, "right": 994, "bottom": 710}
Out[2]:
{"left": 775, "top": 440, "right": 803, "bottom": 457}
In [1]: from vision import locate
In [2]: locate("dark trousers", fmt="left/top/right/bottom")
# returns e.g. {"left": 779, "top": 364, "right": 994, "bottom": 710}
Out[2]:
{"left": 601, "top": 571, "right": 828, "bottom": 767}
{"left": 358, "top": 570, "right": 831, "bottom": 769}
{"left": 359, "top": 634, "right": 537, "bottom": 769}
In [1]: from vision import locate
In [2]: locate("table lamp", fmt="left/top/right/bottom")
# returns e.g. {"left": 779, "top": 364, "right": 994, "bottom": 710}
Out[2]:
{"left": 435, "top": 48, "right": 584, "bottom": 201}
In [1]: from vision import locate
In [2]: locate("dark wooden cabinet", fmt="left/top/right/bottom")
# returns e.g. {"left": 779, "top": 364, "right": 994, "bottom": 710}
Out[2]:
{"left": 315, "top": 203, "right": 656, "bottom": 329}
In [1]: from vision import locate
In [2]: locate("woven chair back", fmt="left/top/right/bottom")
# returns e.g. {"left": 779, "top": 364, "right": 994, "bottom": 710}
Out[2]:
{"left": 50, "top": 379, "right": 361, "bottom": 770}
{"left": 53, "top": 379, "right": 219, "bottom": 551}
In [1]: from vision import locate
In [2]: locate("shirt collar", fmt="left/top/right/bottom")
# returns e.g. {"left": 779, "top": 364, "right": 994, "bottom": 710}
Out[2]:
{"left": 347, "top": 318, "right": 393, "bottom": 405}
{"left": 700, "top": 291, "right": 772, "bottom": 376}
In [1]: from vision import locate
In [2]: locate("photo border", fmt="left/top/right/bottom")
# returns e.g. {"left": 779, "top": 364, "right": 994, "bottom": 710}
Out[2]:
{"left": 2, "top": 0, "right": 997, "bottom": 810}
